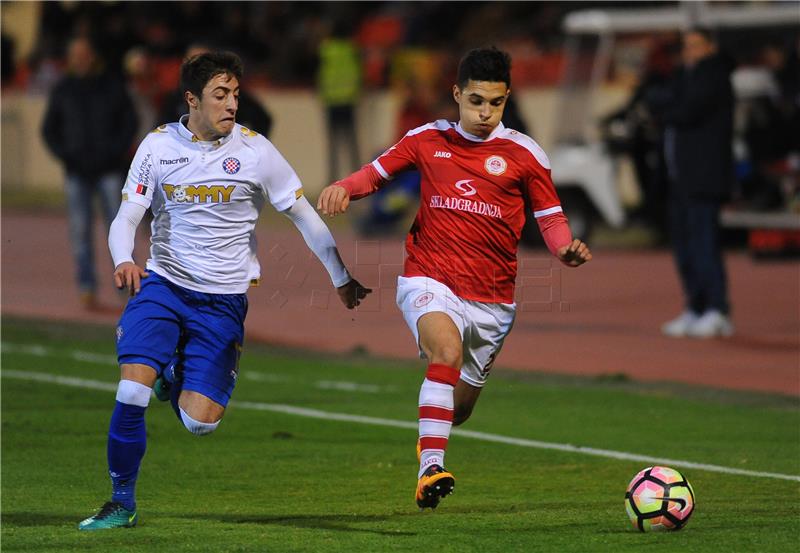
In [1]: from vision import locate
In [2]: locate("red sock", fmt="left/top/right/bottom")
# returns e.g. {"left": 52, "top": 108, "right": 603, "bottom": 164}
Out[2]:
{"left": 418, "top": 363, "right": 459, "bottom": 476}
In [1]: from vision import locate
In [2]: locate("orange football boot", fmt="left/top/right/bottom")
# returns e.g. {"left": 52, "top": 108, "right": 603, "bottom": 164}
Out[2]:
{"left": 415, "top": 464, "right": 455, "bottom": 509}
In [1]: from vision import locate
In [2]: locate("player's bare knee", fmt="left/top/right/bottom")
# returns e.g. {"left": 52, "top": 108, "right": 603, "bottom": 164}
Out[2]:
{"left": 431, "top": 346, "right": 462, "bottom": 370}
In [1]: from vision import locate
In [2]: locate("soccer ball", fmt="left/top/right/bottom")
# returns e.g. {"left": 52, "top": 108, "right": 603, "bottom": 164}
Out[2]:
{"left": 625, "top": 466, "right": 695, "bottom": 532}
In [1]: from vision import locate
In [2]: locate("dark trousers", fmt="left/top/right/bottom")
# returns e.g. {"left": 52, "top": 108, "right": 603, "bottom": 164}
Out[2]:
{"left": 668, "top": 196, "right": 729, "bottom": 315}
{"left": 326, "top": 104, "right": 359, "bottom": 183}
{"left": 65, "top": 171, "right": 123, "bottom": 292}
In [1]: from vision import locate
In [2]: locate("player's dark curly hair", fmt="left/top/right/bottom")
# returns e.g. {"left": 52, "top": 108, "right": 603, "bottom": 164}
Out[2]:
{"left": 180, "top": 51, "right": 243, "bottom": 99}
{"left": 457, "top": 46, "right": 512, "bottom": 90}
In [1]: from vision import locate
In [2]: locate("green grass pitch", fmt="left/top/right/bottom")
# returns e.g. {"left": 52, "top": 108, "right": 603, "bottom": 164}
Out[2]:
{"left": 2, "top": 317, "right": 799, "bottom": 552}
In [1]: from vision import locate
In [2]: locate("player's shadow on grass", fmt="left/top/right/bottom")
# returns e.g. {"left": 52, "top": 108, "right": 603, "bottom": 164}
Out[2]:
{"left": 185, "top": 513, "right": 418, "bottom": 536}
{"left": 1, "top": 512, "right": 80, "bottom": 527}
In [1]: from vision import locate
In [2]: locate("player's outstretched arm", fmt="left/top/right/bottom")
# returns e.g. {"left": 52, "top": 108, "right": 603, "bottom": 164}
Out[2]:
{"left": 317, "top": 164, "right": 386, "bottom": 217}
{"left": 283, "top": 196, "right": 372, "bottom": 309}
{"left": 556, "top": 238, "right": 592, "bottom": 267}
{"left": 108, "top": 201, "right": 150, "bottom": 295}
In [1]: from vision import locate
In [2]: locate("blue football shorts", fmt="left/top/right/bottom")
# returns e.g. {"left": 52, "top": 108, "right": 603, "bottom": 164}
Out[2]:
{"left": 116, "top": 271, "right": 248, "bottom": 407}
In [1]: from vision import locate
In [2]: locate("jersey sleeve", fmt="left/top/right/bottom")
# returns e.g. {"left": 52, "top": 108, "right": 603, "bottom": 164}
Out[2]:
{"left": 256, "top": 138, "right": 303, "bottom": 212}
{"left": 121, "top": 137, "right": 159, "bottom": 209}
{"left": 522, "top": 149, "right": 575, "bottom": 254}
{"left": 370, "top": 131, "right": 419, "bottom": 179}
{"left": 523, "top": 153, "right": 562, "bottom": 219}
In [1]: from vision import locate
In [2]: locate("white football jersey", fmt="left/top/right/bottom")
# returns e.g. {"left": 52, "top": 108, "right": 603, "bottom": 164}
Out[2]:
{"left": 122, "top": 116, "right": 302, "bottom": 294}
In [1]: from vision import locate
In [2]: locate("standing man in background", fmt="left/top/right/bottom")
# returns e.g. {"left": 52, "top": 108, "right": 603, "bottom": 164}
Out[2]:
{"left": 42, "top": 35, "right": 138, "bottom": 309}
{"left": 318, "top": 20, "right": 361, "bottom": 183}
{"left": 650, "top": 28, "right": 735, "bottom": 338}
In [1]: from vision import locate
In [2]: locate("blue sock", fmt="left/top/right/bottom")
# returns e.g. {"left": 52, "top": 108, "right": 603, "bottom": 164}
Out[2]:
{"left": 107, "top": 401, "right": 147, "bottom": 511}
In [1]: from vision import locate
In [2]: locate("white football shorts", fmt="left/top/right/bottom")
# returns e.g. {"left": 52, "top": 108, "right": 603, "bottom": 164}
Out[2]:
{"left": 396, "top": 276, "right": 516, "bottom": 387}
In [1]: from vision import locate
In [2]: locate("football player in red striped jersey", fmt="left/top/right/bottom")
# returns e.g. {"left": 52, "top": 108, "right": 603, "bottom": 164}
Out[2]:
{"left": 319, "top": 46, "right": 591, "bottom": 509}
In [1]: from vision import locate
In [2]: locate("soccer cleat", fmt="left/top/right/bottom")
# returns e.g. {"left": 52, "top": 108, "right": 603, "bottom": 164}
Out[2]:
{"left": 77, "top": 501, "right": 138, "bottom": 530}
{"left": 416, "top": 464, "right": 455, "bottom": 510}
{"left": 153, "top": 376, "right": 171, "bottom": 402}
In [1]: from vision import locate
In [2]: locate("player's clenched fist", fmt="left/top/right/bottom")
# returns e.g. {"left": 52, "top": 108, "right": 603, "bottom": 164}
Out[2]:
{"left": 337, "top": 278, "right": 373, "bottom": 309}
{"left": 556, "top": 239, "right": 592, "bottom": 267}
{"left": 113, "top": 262, "right": 149, "bottom": 296}
{"left": 317, "top": 184, "right": 350, "bottom": 217}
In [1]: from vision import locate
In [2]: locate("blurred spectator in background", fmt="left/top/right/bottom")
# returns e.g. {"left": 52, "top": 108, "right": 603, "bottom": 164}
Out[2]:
{"left": 1, "top": 33, "right": 16, "bottom": 86}
{"left": 355, "top": 73, "right": 436, "bottom": 236}
{"left": 602, "top": 38, "right": 678, "bottom": 241}
{"left": 124, "top": 47, "right": 160, "bottom": 141}
{"left": 649, "top": 28, "right": 735, "bottom": 339}
{"left": 159, "top": 43, "right": 273, "bottom": 137}
{"left": 754, "top": 42, "right": 799, "bottom": 162}
{"left": 41, "top": 35, "right": 138, "bottom": 310}
{"left": 500, "top": 94, "right": 529, "bottom": 135}
{"left": 318, "top": 20, "right": 362, "bottom": 183}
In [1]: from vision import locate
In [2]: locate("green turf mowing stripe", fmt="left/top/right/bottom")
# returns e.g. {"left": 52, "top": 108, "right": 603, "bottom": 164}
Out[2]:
{"left": 4, "top": 368, "right": 799, "bottom": 483}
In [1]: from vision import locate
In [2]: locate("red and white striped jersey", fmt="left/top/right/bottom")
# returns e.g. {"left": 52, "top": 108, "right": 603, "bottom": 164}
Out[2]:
{"left": 369, "top": 120, "right": 564, "bottom": 304}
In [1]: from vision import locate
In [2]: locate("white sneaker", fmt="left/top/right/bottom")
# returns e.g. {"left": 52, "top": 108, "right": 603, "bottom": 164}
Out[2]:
{"left": 686, "top": 310, "right": 734, "bottom": 338}
{"left": 661, "top": 311, "right": 699, "bottom": 337}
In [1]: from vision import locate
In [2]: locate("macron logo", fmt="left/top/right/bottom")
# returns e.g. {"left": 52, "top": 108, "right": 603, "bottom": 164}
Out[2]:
{"left": 433, "top": 150, "right": 452, "bottom": 159}
{"left": 161, "top": 157, "right": 189, "bottom": 165}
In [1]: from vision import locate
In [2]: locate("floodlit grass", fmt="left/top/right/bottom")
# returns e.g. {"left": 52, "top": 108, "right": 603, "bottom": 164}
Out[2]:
{"left": 2, "top": 317, "right": 799, "bottom": 552}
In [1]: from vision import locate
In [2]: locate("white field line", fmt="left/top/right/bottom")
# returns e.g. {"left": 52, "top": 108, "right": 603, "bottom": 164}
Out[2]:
{"left": 2, "top": 342, "right": 388, "bottom": 394}
{"left": 242, "top": 372, "right": 290, "bottom": 383}
{"left": 315, "top": 380, "right": 389, "bottom": 393}
{"left": 2, "top": 342, "right": 118, "bottom": 366}
{"left": 3, "top": 368, "right": 799, "bottom": 483}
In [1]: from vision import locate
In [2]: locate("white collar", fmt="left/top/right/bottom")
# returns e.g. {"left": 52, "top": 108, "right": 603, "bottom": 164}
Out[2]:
{"left": 177, "top": 115, "right": 235, "bottom": 146}
{"left": 455, "top": 121, "right": 505, "bottom": 142}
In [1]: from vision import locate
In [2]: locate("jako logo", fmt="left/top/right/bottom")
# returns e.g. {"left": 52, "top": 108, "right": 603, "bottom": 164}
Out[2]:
{"left": 434, "top": 151, "right": 452, "bottom": 158}
{"left": 455, "top": 179, "right": 477, "bottom": 196}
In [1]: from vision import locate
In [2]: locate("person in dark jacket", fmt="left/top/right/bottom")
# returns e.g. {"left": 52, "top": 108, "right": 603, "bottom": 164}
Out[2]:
{"left": 649, "top": 28, "right": 734, "bottom": 338}
{"left": 42, "top": 35, "right": 138, "bottom": 309}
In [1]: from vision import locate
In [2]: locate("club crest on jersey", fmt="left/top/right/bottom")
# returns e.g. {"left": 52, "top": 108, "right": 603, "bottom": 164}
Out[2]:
{"left": 484, "top": 155, "right": 507, "bottom": 176}
{"left": 414, "top": 292, "right": 434, "bottom": 308}
{"left": 222, "top": 157, "right": 241, "bottom": 174}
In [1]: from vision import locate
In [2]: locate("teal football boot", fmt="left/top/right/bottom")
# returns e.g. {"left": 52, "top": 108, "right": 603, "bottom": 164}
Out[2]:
{"left": 78, "top": 501, "right": 138, "bottom": 530}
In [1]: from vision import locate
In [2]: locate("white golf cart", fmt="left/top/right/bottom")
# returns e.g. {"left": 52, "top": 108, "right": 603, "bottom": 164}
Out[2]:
{"left": 540, "top": 1, "right": 800, "bottom": 243}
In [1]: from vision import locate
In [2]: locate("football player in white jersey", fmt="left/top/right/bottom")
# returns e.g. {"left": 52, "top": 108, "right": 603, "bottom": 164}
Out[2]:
{"left": 78, "top": 51, "right": 370, "bottom": 530}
